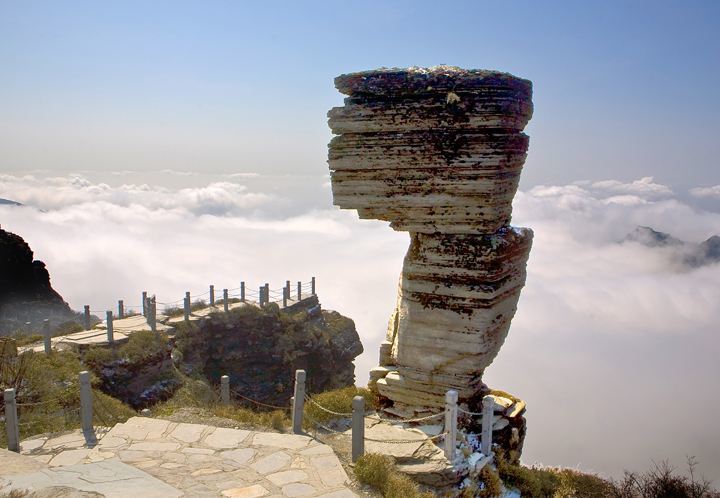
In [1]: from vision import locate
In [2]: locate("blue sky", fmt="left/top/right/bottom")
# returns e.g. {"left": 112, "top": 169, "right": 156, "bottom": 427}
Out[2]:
{"left": 1, "top": 0, "right": 719, "bottom": 190}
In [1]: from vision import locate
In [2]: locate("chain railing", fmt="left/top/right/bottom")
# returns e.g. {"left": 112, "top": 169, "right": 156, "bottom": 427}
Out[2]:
{"left": 21, "top": 278, "right": 318, "bottom": 354}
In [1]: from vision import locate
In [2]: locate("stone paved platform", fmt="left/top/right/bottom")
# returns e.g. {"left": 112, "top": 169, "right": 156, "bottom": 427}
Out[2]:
{"left": 1, "top": 417, "right": 358, "bottom": 497}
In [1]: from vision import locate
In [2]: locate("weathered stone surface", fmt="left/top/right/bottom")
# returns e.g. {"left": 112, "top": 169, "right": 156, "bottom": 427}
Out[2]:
{"left": 10, "top": 419, "right": 356, "bottom": 496}
{"left": 0, "top": 448, "right": 47, "bottom": 475}
{"left": 328, "top": 66, "right": 534, "bottom": 429}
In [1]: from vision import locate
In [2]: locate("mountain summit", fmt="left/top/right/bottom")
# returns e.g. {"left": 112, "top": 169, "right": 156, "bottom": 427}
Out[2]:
{"left": 625, "top": 226, "right": 720, "bottom": 268}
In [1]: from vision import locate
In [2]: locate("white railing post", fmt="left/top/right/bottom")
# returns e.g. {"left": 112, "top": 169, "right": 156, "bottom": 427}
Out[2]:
{"left": 83, "top": 305, "right": 91, "bottom": 330}
{"left": 223, "top": 289, "right": 229, "bottom": 312}
{"left": 292, "top": 369, "right": 306, "bottom": 434}
{"left": 209, "top": 285, "right": 215, "bottom": 306}
{"left": 142, "top": 291, "right": 148, "bottom": 317}
{"left": 118, "top": 300, "right": 124, "bottom": 319}
{"left": 352, "top": 395, "right": 365, "bottom": 462}
{"left": 297, "top": 281, "right": 302, "bottom": 301}
{"left": 106, "top": 311, "right": 114, "bottom": 344}
{"left": 149, "top": 297, "right": 157, "bottom": 332}
{"left": 79, "top": 371, "right": 93, "bottom": 436}
{"left": 4, "top": 388, "right": 20, "bottom": 452}
{"left": 240, "top": 281, "right": 246, "bottom": 302}
{"left": 221, "top": 375, "right": 230, "bottom": 405}
{"left": 311, "top": 277, "right": 316, "bottom": 295}
{"left": 444, "top": 390, "right": 458, "bottom": 461}
{"left": 43, "top": 319, "right": 51, "bottom": 355}
{"left": 481, "top": 395, "right": 494, "bottom": 456}
{"left": 184, "top": 292, "right": 191, "bottom": 321}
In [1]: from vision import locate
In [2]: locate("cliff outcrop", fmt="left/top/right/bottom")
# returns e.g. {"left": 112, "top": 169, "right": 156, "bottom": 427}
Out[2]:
{"left": 174, "top": 296, "right": 363, "bottom": 407}
{"left": 0, "top": 227, "right": 78, "bottom": 335}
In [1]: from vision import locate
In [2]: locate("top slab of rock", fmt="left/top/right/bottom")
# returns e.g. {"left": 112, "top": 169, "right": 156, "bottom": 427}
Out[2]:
{"left": 328, "top": 66, "right": 533, "bottom": 233}
{"left": 334, "top": 66, "right": 532, "bottom": 98}
{"left": 330, "top": 66, "right": 533, "bottom": 134}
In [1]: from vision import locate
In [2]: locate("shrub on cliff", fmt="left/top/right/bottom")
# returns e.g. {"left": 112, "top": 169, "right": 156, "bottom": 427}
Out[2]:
{"left": 85, "top": 330, "right": 169, "bottom": 368}
{"left": 492, "top": 447, "right": 718, "bottom": 498}
{"left": 173, "top": 299, "right": 362, "bottom": 409}
{"left": 0, "top": 348, "right": 134, "bottom": 447}
{"left": 83, "top": 331, "right": 180, "bottom": 409}
{"left": 304, "top": 385, "right": 377, "bottom": 428}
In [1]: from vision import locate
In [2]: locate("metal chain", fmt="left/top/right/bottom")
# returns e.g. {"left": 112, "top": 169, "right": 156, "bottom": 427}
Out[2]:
{"left": 457, "top": 407, "right": 484, "bottom": 416}
{"left": 304, "top": 413, "right": 347, "bottom": 435}
{"left": 372, "top": 411, "right": 445, "bottom": 424}
{"left": 364, "top": 431, "right": 448, "bottom": 444}
{"left": 230, "top": 390, "right": 290, "bottom": 411}
{"left": 304, "top": 396, "right": 353, "bottom": 417}
{"left": 16, "top": 397, "right": 66, "bottom": 407}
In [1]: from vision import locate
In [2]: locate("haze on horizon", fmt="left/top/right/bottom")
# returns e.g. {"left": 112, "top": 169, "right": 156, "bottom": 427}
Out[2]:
{"left": 1, "top": 0, "right": 720, "bottom": 486}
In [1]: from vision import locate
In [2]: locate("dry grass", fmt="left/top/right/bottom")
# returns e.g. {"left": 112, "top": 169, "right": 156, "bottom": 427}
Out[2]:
{"left": 303, "top": 385, "right": 378, "bottom": 429}
{"left": 354, "top": 453, "right": 433, "bottom": 498}
{"left": 1, "top": 349, "right": 134, "bottom": 448}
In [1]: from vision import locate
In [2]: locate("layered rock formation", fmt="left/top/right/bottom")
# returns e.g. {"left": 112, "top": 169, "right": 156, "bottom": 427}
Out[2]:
{"left": 327, "top": 67, "right": 534, "bottom": 416}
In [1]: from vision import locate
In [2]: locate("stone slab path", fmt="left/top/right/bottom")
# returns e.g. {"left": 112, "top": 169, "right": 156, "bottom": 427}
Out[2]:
{"left": 1, "top": 417, "right": 358, "bottom": 498}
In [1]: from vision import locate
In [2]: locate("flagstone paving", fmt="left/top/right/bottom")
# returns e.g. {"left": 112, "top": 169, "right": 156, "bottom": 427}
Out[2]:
{"left": 1, "top": 417, "right": 358, "bottom": 497}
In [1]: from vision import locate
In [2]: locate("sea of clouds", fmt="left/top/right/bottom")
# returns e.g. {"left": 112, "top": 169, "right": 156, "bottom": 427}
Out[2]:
{"left": 1, "top": 171, "right": 719, "bottom": 482}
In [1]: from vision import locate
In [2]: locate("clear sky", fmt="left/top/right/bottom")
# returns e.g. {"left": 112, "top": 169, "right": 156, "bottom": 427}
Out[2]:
{"left": 1, "top": 0, "right": 719, "bottom": 191}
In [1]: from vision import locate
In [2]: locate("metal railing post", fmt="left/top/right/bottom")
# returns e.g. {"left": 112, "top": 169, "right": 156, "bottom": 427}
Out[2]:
{"left": 240, "top": 281, "right": 246, "bottom": 302}
{"left": 118, "top": 300, "right": 124, "bottom": 319}
{"left": 79, "top": 371, "right": 93, "bottom": 436}
{"left": 481, "top": 395, "right": 494, "bottom": 456}
{"left": 311, "top": 277, "right": 316, "bottom": 295}
{"left": 142, "top": 291, "right": 148, "bottom": 317}
{"left": 184, "top": 292, "right": 191, "bottom": 321}
{"left": 444, "top": 390, "right": 458, "bottom": 460}
{"left": 297, "top": 281, "right": 302, "bottom": 301}
{"left": 223, "top": 289, "right": 229, "bottom": 312}
{"left": 149, "top": 297, "right": 157, "bottom": 332}
{"left": 209, "top": 285, "right": 215, "bottom": 306}
{"left": 106, "top": 311, "right": 114, "bottom": 344}
{"left": 4, "top": 388, "right": 20, "bottom": 452}
{"left": 83, "top": 305, "right": 91, "bottom": 330}
{"left": 292, "top": 369, "right": 306, "bottom": 434}
{"left": 352, "top": 396, "right": 365, "bottom": 462}
{"left": 283, "top": 287, "right": 288, "bottom": 308}
{"left": 221, "top": 375, "right": 230, "bottom": 405}
{"left": 43, "top": 318, "right": 52, "bottom": 355}
{"left": 264, "top": 283, "right": 269, "bottom": 304}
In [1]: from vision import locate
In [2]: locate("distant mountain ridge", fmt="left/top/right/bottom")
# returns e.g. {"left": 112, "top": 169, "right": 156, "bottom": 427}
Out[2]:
{"left": 626, "top": 226, "right": 720, "bottom": 268}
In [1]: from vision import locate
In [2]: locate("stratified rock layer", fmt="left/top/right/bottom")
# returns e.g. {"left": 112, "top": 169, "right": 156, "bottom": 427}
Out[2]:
{"left": 329, "top": 67, "right": 532, "bottom": 234}
{"left": 327, "top": 66, "right": 534, "bottom": 413}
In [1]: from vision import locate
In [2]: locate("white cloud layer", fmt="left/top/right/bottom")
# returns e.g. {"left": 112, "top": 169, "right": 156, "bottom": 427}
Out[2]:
{"left": 1, "top": 173, "right": 719, "bottom": 481}
{"left": 690, "top": 184, "right": 720, "bottom": 199}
